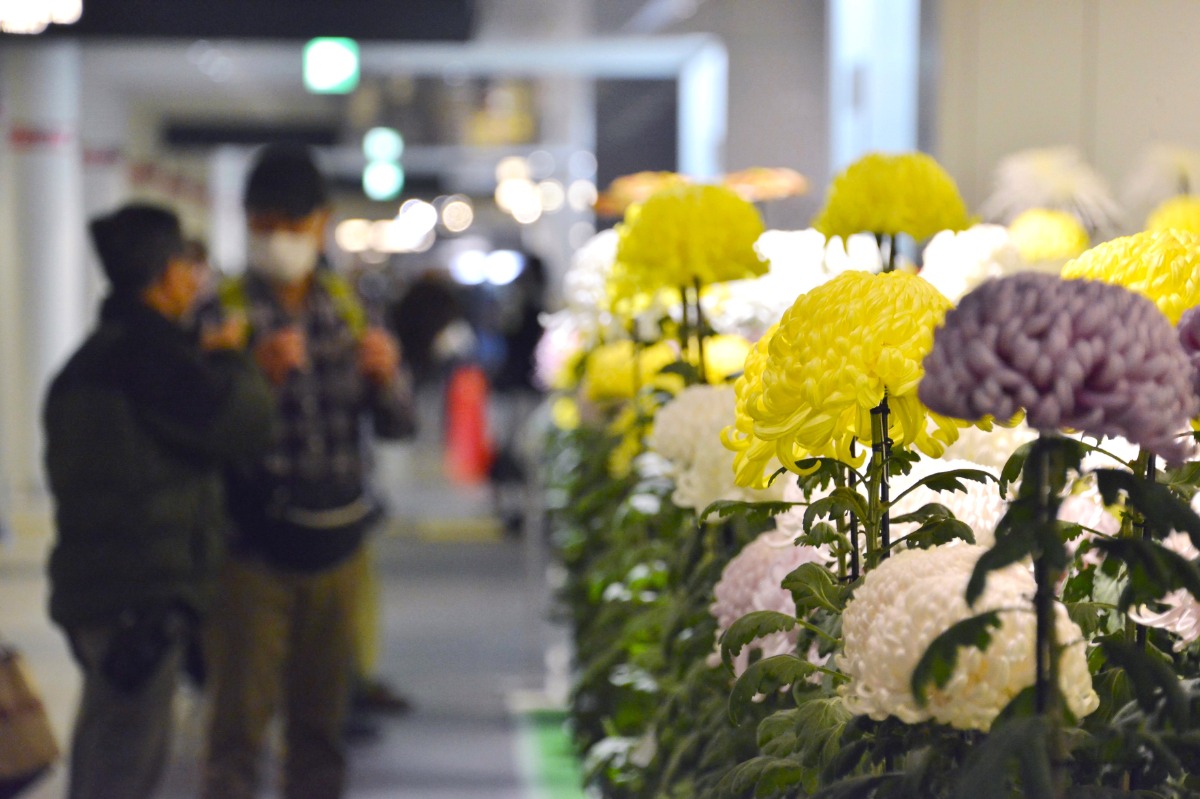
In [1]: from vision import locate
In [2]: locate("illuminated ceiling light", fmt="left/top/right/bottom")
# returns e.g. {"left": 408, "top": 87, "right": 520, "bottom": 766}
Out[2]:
{"left": 450, "top": 250, "right": 488, "bottom": 285}
{"left": 441, "top": 198, "right": 474, "bottom": 233}
{"left": 363, "top": 127, "right": 404, "bottom": 162}
{"left": 538, "top": 180, "right": 565, "bottom": 213}
{"left": 495, "top": 177, "right": 537, "bottom": 213}
{"left": 495, "top": 156, "right": 529, "bottom": 182}
{"left": 397, "top": 199, "right": 439, "bottom": 236}
{"left": 567, "top": 179, "right": 598, "bottom": 212}
{"left": 303, "top": 37, "right": 360, "bottom": 95}
{"left": 363, "top": 161, "right": 404, "bottom": 201}
{"left": 526, "top": 150, "right": 556, "bottom": 180}
{"left": 334, "top": 219, "right": 372, "bottom": 253}
{"left": 511, "top": 199, "right": 543, "bottom": 225}
{"left": 1, "top": 0, "right": 82, "bottom": 33}
{"left": 484, "top": 250, "right": 524, "bottom": 286}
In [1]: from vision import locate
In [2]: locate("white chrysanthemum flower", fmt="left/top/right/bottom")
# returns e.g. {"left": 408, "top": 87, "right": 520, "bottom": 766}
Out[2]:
{"left": 919, "top": 225, "right": 1025, "bottom": 303}
{"left": 891, "top": 458, "right": 1007, "bottom": 549}
{"left": 648, "top": 385, "right": 783, "bottom": 512}
{"left": 1122, "top": 145, "right": 1200, "bottom": 230}
{"left": 979, "top": 147, "right": 1123, "bottom": 236}
{"left": 1129, "top": 497, "right": 1200, "bottom": 651}
{"left": 709, "top": 528, "right": 829, "bottom": 676}
{"left": 941, "top": 423, "right": 1038, "bottom": 473}
{"left": 562, "top": 229, "right": 619, "bottom": 334}
{"left": 533, "top": 311, "right": 584, "bottom": 391}
{"left": 703, "top": 228, "right": 877, "bottom": 340}
{"left": 838, "top": 544, "right": 1098, "bottom": 731}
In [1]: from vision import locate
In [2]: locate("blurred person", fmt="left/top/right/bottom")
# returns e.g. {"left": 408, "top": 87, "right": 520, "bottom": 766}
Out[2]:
{"left": 43, "top": 204, "right": 275, "bottom": 799}
{"left": 202, "top": 144, "right": 415, "bottom": 799}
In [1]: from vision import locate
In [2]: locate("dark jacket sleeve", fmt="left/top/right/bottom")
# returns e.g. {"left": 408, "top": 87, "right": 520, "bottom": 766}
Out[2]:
{"left": 369, "top": 366, "right": 417, "bottom": 440}
{"left": 132, "top": 349, "right": 278, "bottom": 462}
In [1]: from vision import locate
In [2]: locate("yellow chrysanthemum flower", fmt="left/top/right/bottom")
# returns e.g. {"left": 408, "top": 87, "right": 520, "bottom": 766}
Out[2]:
{"left": 725, "top": 272, "right": 977, "bottom": 487}
{"left": 702, "top": 334, "right": 753, "bottom": 384}
{"left": 610, "top": 184, "right": 768, "bottom": 303}
{"left": 812, "top": 152, "right": 971, "bottom": 242}
{"left": 1146, "top": 195, "right": 1200, "bottom": 235}
{"left": 1061, "top": 229, "right": 1200, "bottom": 324}
{"left": 581, "top": 340, "right": 677, "bottom": 402}
{"left": 1007, "top": 208, "right": 1089, "bottom": 262}
{"left": 550, "top": 396, "right": 581, "bottom": 431}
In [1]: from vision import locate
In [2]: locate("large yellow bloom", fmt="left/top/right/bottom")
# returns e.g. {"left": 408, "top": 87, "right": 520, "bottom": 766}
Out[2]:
{"left": 1061, "top": 229, "right": 1200, "bottom": 324}
{"left": 581, "top": 340, "right": 677, "bottom": 402}
{"left": 812, "top": 152, "right": 971, "bottom": 242}
{"left": 701, "top": 334, "right": 753, "bottom": 384}
{"left": 1007, "top": 208, "right": 1089, "bottom": 262}
{"left": 725, "top": 272, "right": 975, "bottom": 487}
{"left": 610, "top": 184, "right": 767, "bottom": 303}
{"left": 1146, "top": 195, "right": 1200, "bottom": 235}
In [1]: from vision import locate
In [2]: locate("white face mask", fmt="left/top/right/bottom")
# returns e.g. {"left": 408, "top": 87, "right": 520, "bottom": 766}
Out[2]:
{"left": 248, "top": 231, "right": 319, "bottom": 284}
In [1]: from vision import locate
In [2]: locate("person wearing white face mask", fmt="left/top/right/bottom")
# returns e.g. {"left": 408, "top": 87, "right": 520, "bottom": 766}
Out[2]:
{"left": 202, "top": 144, "right": 415, "bottom": 799}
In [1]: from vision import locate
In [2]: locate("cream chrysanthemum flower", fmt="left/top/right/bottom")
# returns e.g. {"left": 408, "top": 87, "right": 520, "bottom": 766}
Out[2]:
{"left": 813, "top": 152, "right": 971, "bottom": 242}
{"left": 610, "top": 184, "right": 767, "bottom": 303}
{"left": 1146, "top": 195, "right": 1200, "bottom": 235}
{"left": 704, "top": 229, "right": 882, "bottom": 340}
{"left": 648, "top": 385, "right": 782, "bottom": 512}
{"left": 979, "top": 147, "right": 1122, "bottom": 235}
{"left": 941, "top": 423, "right": 1038, "bottom": 472}
{"left": 710, "top": 528, "right": 828, "bottom": 676}
{"left": 725, "top": 272, "right": 977, "bottom": 487}
{"left": 919, "top": 224, "right": 1024, "bottom": 303}
{"left": 838, "top": 544, "right": 1098, "bottom": 731}
{"left": 1060, "top": 229, "right": 1200, "bottom": 324}
{"left": 582, "top": 340, "right": 677, "bottom": 402}
{"left": 1007, "top": 208, "right": 1090, "bottom": 263}
{"left": 890, "top": 458, "right": 1007, "bottom": 549}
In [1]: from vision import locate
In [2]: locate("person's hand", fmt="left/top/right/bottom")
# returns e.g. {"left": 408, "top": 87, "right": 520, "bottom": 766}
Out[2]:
{"left": 359, "top": 328, "right": 400, "bottom": 386}
{"left": 200, "top": 315, "right": 248, "bottom": 352}
{"left": 254, "top": 326, "right": 307, "bottom": 385}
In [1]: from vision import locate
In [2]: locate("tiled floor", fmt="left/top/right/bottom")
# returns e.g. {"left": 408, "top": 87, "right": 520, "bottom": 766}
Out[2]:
{"left": 0, "top": 428, "right": 571, "bottom": 798}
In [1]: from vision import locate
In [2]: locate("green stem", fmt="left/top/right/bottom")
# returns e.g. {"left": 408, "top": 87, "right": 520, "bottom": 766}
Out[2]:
{"left": 1031, "top": 435, "right": 1067, "bottom": 799}
{"left": 693, "top": 277, "right": 708, "bottom": 383}
{"left": 848, "top": 439, "right": 861, "bottom": 581}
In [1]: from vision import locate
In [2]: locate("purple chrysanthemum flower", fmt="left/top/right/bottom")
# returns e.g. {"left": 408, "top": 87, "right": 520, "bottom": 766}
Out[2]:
{"left": 1177, "top": 305, "right": 1200, "bottom": 398}
{"left": 919, "top": 273, "right": 1198, "bottom": 464}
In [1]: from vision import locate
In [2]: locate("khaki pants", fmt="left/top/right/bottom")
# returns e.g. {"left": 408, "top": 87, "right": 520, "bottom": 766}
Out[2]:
{"left": 202, "top": 549, "right": 364, "bottom": 799}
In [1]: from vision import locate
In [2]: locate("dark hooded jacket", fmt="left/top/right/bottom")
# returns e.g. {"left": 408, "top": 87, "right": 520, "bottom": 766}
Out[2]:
{"left": 43, "top": 294, "right": 277, "bottom": 627}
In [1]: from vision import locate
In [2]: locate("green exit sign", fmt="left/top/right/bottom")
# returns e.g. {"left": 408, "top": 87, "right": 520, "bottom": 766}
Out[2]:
{"left": 304, "top": 38, "right": 360, "bottom": 94}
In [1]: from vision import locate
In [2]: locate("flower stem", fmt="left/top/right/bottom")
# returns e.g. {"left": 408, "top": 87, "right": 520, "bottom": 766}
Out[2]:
{"left": 871, "top": 396, "right": 892, "bottom": 559}
{"left": 1031, "top": 435, "right": 1067, "bottom": 799}
{"left": 693, "top": 278, "right": 709, "bottom": 382}
{"left": 849, "top": 439, "right": 861, "bottom": 581}
{"left": 1135, "top": 450, "right": 1157, "bottom": 651}
{"left": 678, "top": 284, "right": 691, "bottom": 367}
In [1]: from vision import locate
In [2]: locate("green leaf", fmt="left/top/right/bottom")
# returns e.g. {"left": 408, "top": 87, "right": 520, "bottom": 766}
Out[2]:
{"left": 801, "top": 521, "right": 848, "bottom": 552}
{"left": 1101, "top": 638, "right": 1190, "bottom": 729}
{"left": 1095, "top": 467, "right": 1200, "bottom": 547}
{"left": 911, "top": 610, "right": 1003, "bottom": 705}
{"left": 952, "top": 715, "right": 1054, "bottom": 799}
{"left": 789, "top": 693, "right": 852, "bottom": 771}
{"left": 700, "top": 499, "right": 804, "bottom": 526}
{"left": 718, "top": 756, "right": 807, "bottom": 799}
{"left": 999, "top": 440, "right": 1033, "bottom": 497}
{"left": 1091, "top": 536, "right": 1200, "bottom": 612}
{"left": 729, "top": 655, "right": 817, "bottom": 725}
{"left": 1066, "top": 601, "right": 1116, "bottom": 639}
{"left": 811, "top": 774, "right": 900, "bottom": 799}
{"left": 893, "top": 511, "right": 976, "bottom": 550}
{"left": 890, "top": 467, "right": 997, "bottom": 506}
{"left": 803, "top": 487, "right": 870, "bottom": 531}
{"left": 720, "top": 610, "right": 799, "bottom": 671}
{"left": 659, "top": 360, "right": 703, "bottom": 384}
{"left": 781, "top": 562, "right": 849, "bottom": 616}
{"left": 966, "top": 512, "right": 1040, "bottom": 606}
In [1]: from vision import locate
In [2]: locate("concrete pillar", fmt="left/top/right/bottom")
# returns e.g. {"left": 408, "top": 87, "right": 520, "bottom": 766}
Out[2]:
{"left": 80, "top": 67, "right": 129, "bottom": 313}
{"left": 0, "top": 42, "right": 87, "bottom": 519}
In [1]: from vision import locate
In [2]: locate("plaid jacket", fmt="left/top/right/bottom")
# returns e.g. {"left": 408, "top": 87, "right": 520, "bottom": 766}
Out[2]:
{"left": 214, "top": 269, "right": 415, "bottom": 569}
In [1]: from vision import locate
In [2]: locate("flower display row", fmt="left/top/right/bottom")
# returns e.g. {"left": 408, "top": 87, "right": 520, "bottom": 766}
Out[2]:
{"left": 539, "top": 150, "right": 1200, "bottom": 798}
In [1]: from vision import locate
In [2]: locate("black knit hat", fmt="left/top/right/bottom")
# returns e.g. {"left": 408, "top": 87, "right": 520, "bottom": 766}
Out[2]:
{"left": 243, "top": 143, "right": 329, "bottom": 218}
{"left": 88, "top": 203, "right": 185, "bottom": 293}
